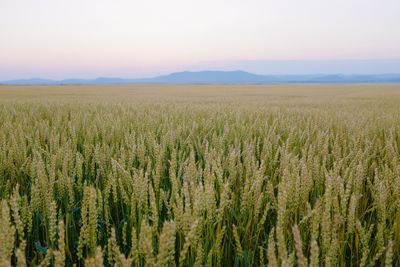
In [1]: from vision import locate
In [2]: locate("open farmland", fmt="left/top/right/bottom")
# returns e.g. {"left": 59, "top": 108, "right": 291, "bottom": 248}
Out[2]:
{"left": 0, "top": 84, "right": 400, "bottom": 266}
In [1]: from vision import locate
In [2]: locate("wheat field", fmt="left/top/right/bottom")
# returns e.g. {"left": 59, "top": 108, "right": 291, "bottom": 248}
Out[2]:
{"left": 0, "top": 84, "right": 399, "bottom": 266}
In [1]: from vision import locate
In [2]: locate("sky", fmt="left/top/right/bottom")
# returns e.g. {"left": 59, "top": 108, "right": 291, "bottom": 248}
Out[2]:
{"left": 1, "top": 0, "right": 400, "bottom": 80}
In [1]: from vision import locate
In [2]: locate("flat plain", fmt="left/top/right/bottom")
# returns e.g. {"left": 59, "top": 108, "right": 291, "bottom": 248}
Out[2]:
{"left": 1, "top": 84, "right": 400, "bottom": 102}
{"left": 0, "top": 84, "right": 400, "bottom": 266}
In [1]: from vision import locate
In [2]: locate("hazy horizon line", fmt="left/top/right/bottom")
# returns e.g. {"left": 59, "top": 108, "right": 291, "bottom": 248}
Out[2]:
{"left": 2, "top": 70, "right": 400, "bottom": 85}
{"left": 2, "top": 59, "right": 400, "bottom": 81}
{"left": 3, "top": 70, "right": 400, "bottom": 82}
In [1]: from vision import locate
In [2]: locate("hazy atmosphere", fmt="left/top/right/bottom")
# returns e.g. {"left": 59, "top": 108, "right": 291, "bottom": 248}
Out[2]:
{"left": 1, "top": 0, "right": 400, "bottom": 79}
{"left": 2, "top": 1, "right": 400, "bottom": 266}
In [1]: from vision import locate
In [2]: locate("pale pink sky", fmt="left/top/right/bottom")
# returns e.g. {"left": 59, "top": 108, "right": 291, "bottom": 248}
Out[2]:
{"left": 1, "top": 0, "right": 400, "bottom": 79}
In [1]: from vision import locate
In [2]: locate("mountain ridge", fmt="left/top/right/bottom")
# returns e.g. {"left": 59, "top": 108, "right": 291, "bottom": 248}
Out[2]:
{"left": 2, "top": 70, "right": 400, "bottom": 85}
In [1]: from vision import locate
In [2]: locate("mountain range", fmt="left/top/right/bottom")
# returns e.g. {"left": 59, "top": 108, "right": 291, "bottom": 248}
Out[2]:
{"left": 2, "top": 71, "right": 400, "bottom": 85}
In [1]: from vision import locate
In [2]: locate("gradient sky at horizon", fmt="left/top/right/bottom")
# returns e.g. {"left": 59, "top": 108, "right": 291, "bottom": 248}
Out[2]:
{"left": 1, "top": 0, "right": 400, "bottom": 79}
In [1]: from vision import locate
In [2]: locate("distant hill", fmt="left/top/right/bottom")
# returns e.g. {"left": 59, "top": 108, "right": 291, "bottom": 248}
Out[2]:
{"left": 2, "top": 78, "right": 60, "bottom": 85}
{"left": 141, "top": 70, "right": 268, "bottom": 83}
{"left": 2, "top": 71, "right": 400, "bottom": 85}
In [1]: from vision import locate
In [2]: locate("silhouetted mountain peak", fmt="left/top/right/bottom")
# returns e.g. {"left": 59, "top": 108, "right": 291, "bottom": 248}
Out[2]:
{"left": 2, "top": 71, "right": 400, "bottom": 85}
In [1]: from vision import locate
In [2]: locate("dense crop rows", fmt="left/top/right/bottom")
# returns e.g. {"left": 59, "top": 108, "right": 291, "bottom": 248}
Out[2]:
{"left": 0, "top": 86, "right": 400, "bottom": 266}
